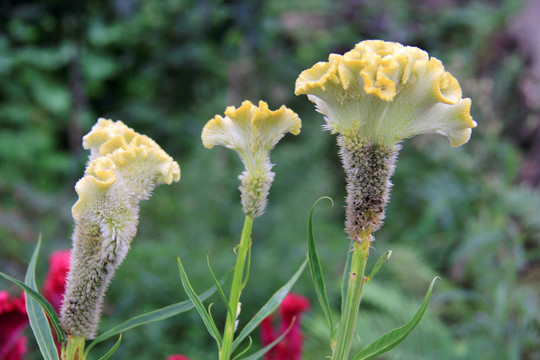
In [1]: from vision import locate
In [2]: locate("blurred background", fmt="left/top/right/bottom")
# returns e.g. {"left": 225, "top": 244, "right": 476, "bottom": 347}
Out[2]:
{"left": 1, "top": 0, "right": 540, "bottom": 359}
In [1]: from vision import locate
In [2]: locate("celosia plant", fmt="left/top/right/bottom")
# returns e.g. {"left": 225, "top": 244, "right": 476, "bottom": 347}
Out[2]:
{"left": 0, "top": 39, "right": 476, "bottom": 360}
{"left": 61, "top": 119, "right": 180, "bottom": 357}
{"left": 296, "top": 39, "right": 476, "bottom": 239}
{"left": 296, "top": 39, "right": 476, "bottom": 360}
{"left": 183, "top": 100, "right": 302, "bottom": 360}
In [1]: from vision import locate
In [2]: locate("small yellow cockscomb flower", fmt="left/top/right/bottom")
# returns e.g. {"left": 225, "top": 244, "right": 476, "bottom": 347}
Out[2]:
{"left": 296, "top": 40, "right": 476, "bottom": 240}
{"left": 295, "top": 40, "right": 476, "bottom": 146}
{"left": 202, "top": 100, "right": 301, "bottom": 218}
{"left": 62, "top": 118, "right": 180, "bottom": 339}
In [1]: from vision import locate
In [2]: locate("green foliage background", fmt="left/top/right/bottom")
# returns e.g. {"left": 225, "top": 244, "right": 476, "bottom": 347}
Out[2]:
{"left": 1, "top": 0, "right": 539, "bottom": 359}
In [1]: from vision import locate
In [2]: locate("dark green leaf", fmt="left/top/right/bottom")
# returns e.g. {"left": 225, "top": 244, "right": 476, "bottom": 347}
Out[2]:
{"left": 241, "top": 244, "right": 252, "bottom": 290}
{"left": 96, "top": 334, "right": 122, "bottom": 360}
{"left": 232, "top": 258, "right": 307, "bottom": 352}
{"left": 307, "top": 197, "right": 334, "bottom": 337}
{"left": 207, "top": 253, "right": 232, "bottom": 316}
{"left": 84, "top": 277, "right": 223, "bottom": 356}
{"left": 365, "top": 250, "right": 392, "bottom": 282}
{"left": 352, "top": 277, "right": 439, "bottom": 360}
{"left": 24, "top": 236, "right": 61, "bottom": 360}
{"left": 232, "top": 336, "right": 252, "bottom": 360}
{"left": 177, "top": 256, "right": 222, "bottom": 347}
{"left": 341, "top": 242, "right": 353, "bottom": 316}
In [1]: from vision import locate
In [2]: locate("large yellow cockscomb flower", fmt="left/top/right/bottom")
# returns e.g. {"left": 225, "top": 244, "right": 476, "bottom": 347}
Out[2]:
{"left": 62, "top": 118, "right": 180, "bottom": 339}
{"left": 295, "top": 40, "right": 476, "bottom": 147}
{"left": 202, "top": 100, "right": 301, "bottom": 218}
{"left": 296, "top": 40, "right": 476, "bottom": 240}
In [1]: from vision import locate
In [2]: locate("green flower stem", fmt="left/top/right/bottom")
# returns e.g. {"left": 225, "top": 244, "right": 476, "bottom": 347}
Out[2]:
{"left": 333, "top": 236, "right": 370, "bottom": 360}
{"left": 219, "top": 215, "right": 254, "bottom": 360}
{"left": 62, "top": 335, "right": 86, "bottom": 360}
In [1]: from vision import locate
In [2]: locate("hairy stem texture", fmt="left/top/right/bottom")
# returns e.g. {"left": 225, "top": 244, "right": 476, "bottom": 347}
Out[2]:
{"left": 338, "top": 135, "right": 399, "bottom": 240}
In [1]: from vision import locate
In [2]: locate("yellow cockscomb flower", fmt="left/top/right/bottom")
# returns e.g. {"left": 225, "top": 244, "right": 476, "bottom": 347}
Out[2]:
{"left": 61, "top": 118, "right": 180, "bottom": 339}
{"left": 295, "top": 39, "right": 476, "bottom": 146}
{"left": 296, "top": 40, "right": 476, "bottom": 240}
{"left": 202, "top": 100, "right": 301, "bottom": 218}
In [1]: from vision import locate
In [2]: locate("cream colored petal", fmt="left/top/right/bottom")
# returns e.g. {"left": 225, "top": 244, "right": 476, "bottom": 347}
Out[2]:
{"left": 72, "top": 157, "right": 116, "bottom": 221}
{"left": 295, "top": 58, "right": 340, "bottom": 96}
{"left": 202, "top": 101, "right": 301, "bottom": 217}
{"left": 83, "top": 118, "right": 138, "bottom": 159}
{"left": 417, "top": 98, "right": 477, "bottom": 146}
{"left": 201, "top": 101, "right": 254, "bottom": 151}
{"left": 295, "top": 39, "right": 476, "bottom": 146}
{"left": 73, "top": 119, "right": 180, "bottom": 221}
{"left": 252, "top": 101, "right": 301, "bottom": 152}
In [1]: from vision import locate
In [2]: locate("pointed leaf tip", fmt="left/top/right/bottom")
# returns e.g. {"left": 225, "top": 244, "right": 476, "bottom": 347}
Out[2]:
{"left": 352, "top": 276, "right": 439, "bottom": 360}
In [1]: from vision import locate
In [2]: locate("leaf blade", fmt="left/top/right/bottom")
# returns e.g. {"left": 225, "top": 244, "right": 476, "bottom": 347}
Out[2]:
{"left": 177, "top": 256, "right": 222, "bottom": 347}
{"left": 307, "top": 197, "right": 334, "bottom": 337}
{"left": 352, "top": 277, "right": 439, "bottom": 360}
{"left": 84, "top": 277, "right": 223, "bottom": 356}
{"left": 365, "top": 250, "right": 392, "bottom": 282}
{"left": 97, "top": 334, "right": 122, "bottom": 360}
{"left": 207, "top": 253, "right": 232, "bottom": 316}
{"left": 232, "top": 258, "right": 307, "bottom": 352}
{"left": 24, "top": 236, "right": 61, "bottom": 360}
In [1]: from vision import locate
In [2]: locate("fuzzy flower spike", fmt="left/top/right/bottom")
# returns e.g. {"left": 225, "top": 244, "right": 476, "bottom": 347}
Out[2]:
{"left": 61, "top": 119, "right": 180, "bottom": 339}
{"left": 296, "top": 40, "right": 476, "bottom": 241}
{"left": 202, "top": 100, "right": 301, "bottom": 218}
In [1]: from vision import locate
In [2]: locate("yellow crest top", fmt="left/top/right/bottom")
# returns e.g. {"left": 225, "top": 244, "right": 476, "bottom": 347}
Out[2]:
{"left": 72, "top": 118, "right": 180, "bottom": 221}
{"left": 295, "top": 40, "right": 477, "bottom": 146}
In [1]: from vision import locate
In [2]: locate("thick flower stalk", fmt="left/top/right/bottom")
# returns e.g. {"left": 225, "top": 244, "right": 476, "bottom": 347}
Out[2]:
{"left": 296, "top": 39, "right": 477, "bottom": 240}
{"left": 202, "top": 100, "right": 301, "bottom": 218}
{"left": 61, "top": 119, "right": 180, "bottom": 340}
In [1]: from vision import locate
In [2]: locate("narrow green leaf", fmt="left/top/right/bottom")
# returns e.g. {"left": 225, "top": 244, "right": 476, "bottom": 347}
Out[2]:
{"left": 307, "top": 196, "right": 334, "bottom": 337}
{"left": 24, "top": 236, "right": 60, "bottom": 360}
{"left": 241, "top": 244, "right": 252, "bottom": 290}
{"left": 0, "top": 271, "right": 66, "bottom": 345}
{"left": 232, "top": 258, "right": 307, "bottom": 352}
{"left": 352, "top": 277, "right": 440, "bottom": 360}
{"left": 207, "top": 253, "right": 232, "bottom": 316}
{"left": 232, "top": 336, "right": 253, "bottom": 360}
{"left": 84, "top": 281, "right": 222, "bottom": 356}
{"left": 239, "top": 317, "right": 295, "bottom": 360}
{"left": 177, "top": 256, "right": 222, "bottom": 347}
{"left": 97, "top": 334, "right": 122, "bottom": 360}
{"left": 341, "top": 242, "right": 353, "bottom": 316}
{"left": 365, "top": 250, "right": 392, "bottom": 282}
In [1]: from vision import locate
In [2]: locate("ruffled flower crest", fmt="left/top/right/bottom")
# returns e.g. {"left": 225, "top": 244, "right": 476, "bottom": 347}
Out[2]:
{"left": 62, "top": 119, "right": 180, "bottom": 338}
{"left": 202, "top": 101, "right": 301, "bottom": 218}
{"left": 295, "top": 40, "right": 476, "bottom": 147}
{"left": 296, "top": 40, "right": 476, "bottom": 239}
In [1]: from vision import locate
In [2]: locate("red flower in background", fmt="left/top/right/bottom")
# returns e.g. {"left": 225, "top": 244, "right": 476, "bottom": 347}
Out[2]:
{"left": 0, "top": 291, "right": 28, "bottom": 360}
{"left": 261, "top": 293, "right": 311, "bottom": 360}
{"left": 167, "top": 355, "right": 192, "bottom": 360}
{"left": 42, "top": 250, "right": 71, "bottom": 313}
{"left": 0, "top": 249, "right": 71, "bottom": 360}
